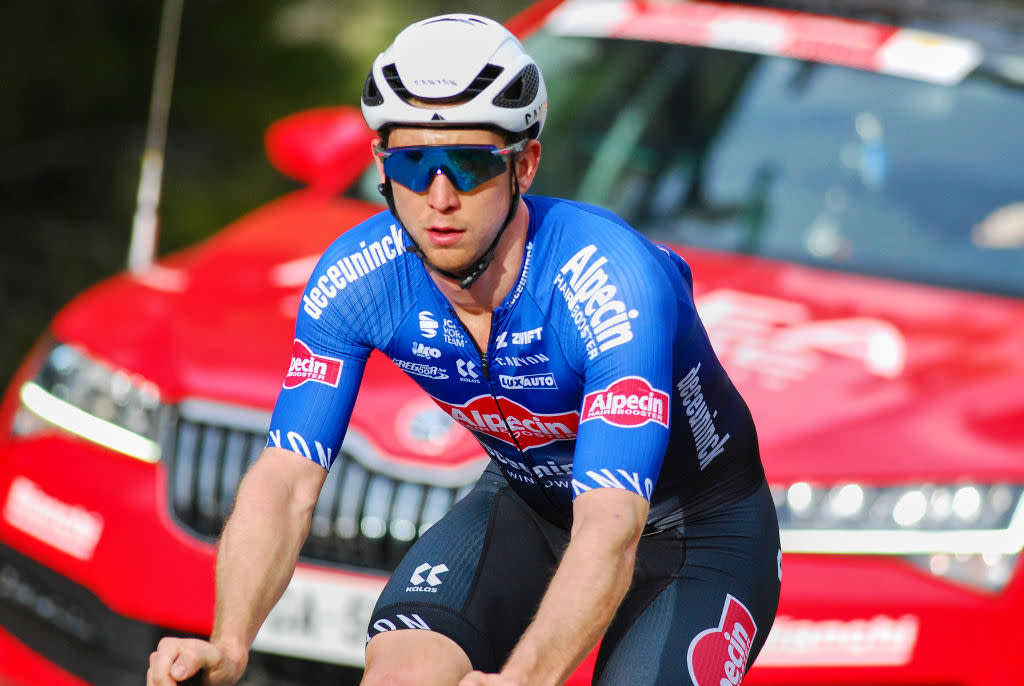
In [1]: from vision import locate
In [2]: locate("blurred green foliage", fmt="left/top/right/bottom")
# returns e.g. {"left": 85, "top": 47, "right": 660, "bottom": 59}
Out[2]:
{"left": 0, "top": 0, "right": 532, "bottom": 387}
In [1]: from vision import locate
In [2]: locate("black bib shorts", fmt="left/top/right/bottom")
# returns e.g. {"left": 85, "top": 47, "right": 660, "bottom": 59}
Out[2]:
{"left": 366, "top": 466, "right": 781, "bottom": 685}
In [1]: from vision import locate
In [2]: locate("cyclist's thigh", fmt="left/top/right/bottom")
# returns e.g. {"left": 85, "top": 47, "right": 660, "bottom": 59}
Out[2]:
{"left": 595, "top": 482, "right": 781, "bottom": 686}
{"left": 367, "top": 466, "right": 566, "bottom": 673}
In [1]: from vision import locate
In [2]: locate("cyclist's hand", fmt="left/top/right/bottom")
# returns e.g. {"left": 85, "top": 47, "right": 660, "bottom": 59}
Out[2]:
{"left": 146, "top": 636, "right": 245, "bottom": 686}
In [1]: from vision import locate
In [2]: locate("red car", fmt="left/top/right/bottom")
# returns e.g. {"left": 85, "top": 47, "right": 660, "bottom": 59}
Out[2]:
{"left": 3, "top": 1, "right": 1024, "bottom": 684}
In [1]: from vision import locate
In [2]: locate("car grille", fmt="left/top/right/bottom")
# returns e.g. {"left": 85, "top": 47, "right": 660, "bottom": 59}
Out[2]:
{"left": 164, "top": 399, "right": 482, "bottom": 571}
{"left": 0, "top": 542, "right": 364, "bottom": 686}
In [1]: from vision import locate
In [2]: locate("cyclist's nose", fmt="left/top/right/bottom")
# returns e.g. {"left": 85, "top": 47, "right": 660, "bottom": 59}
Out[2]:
{"left": 426, "top": 168, "right": 461, "bottom": 210}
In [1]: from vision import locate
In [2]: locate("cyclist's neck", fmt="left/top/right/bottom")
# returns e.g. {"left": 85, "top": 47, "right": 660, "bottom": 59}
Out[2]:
{"left": 431, "top": 200, "right": 530, "bottom": 314}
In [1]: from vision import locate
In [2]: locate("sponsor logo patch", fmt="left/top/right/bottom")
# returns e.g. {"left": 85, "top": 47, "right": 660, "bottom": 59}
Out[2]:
{"left": 302, "top": 225, "right": 407, "bottom": 320}
{"left": 406, "top": 562, "right": 448, "bottom": 593}
{"left": 498, "top": 373, "right": 558, "bottom": 390}
{"left": 370, "top": 613, "right": 431, "bottom": 635}
{"left": 554, "top": 244, "right": 638, "bottom": 359}
{"left": 392, "top": 358, "right": 449, "bottom": 380}
{"left": 490, "top": 353, "right": 550, "bottom": 368}
{"left": 442, "top": 319, "right": 467, "bottom": 346}
{"left": 457, "top": 359, "right": 480, "bottom": 381}
{"left": 495, "top": 326, "right": 543, "bottom": 350}
{"left": 412, "top": 342, "right": 441, "bottom": 359}
{"left": 267, "top": 429, "right": 335, "bottom": 468}
{"left": 581, "top": 376, "right": 669, "bottom": 428}
{"left": 687, "top": 595, "right": 757, "bottom": 686}
{"left": 677, "top": 363, "right": 730, "bottom": 469}
{"left": 284, "top": 339, "right": 343, "bottom": 389}
{"left": 434, "top": 395, "right": 579, "bottom": 450}
{"left": 419, "top": 311, "right": 439, "bottom": 338}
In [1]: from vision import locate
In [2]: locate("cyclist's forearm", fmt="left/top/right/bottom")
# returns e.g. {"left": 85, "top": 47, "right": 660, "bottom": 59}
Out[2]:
{"left": 508, "top": 530, "right": 635, "bottom": 685}
{"left": 501, "top": 490, "right": 647, "bottom": 686}
{"left": 209, "top": 449, "right": 323, "bottom": 665}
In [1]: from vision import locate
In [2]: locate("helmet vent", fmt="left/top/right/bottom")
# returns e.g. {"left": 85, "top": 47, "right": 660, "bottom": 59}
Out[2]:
{"left": 493, "top": 64, "right": 539, "bottom": 109}
{"left": 362, "top": 73, "right": 384, "bottom": 106}
{"left": 382, "top": 63, "right": 413, "bottom": 100}
{"left": 464, "top": 64, "right": 505, "bottom": 99}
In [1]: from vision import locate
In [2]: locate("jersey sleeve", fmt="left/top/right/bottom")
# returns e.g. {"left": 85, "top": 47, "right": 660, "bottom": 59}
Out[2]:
{"left": 265, "top": 249, "right": 376, "bottom": 469}
{"left": 563, "top": 239, "right": 682, "bottom": 502}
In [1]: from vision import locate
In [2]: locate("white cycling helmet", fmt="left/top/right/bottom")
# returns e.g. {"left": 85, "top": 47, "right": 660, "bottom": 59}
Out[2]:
{"left": 361, "top": 14, "right": 548, "bottom": 139}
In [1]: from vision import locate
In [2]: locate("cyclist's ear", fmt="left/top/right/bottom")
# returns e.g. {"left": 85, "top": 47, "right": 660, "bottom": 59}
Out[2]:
{"left": 514, "top": 139, "right": 542, "bottom": 193}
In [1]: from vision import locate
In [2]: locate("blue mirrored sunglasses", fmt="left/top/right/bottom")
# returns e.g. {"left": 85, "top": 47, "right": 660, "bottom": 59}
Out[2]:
{"left": 375, "top": 141, "right": 526, "bottom": 192}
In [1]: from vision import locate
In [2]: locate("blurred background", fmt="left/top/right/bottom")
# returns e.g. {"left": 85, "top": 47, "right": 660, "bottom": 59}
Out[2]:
{"left": 3, "top": 2, "right": 1024, "bottom": 685}
{"left": 0, "top": 0, "right": 533, "bottom": 390}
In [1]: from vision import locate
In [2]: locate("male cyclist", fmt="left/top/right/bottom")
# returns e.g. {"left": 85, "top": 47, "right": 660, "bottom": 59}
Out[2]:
{"left": 147, "top": 14, "right": 780, "bottom": 686}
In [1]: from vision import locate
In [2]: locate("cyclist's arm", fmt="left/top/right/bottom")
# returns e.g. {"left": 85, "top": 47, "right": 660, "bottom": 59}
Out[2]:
{"left": 476, "top": 229, "right": 680, "bottom": 686}
{"left": 490, "top": 486, "right": 649, "bottom": 686}
{"left": 147, "top": 447, "right": 327, "bottom": 686}
{"left": 210, "top": 446, "right": 328, "bottom": 670}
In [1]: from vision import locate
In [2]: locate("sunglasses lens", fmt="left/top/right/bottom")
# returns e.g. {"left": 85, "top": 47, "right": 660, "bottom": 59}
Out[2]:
{"left": 382, "top": 146, "right": 509, "bottom": 192}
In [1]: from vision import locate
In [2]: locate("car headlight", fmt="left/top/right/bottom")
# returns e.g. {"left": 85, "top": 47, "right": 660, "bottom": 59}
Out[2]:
{"left": 13, "top": 340, "right": 163, "bottom": 462}
{"left": 773, "top": 482, "right": 1024, "bottom": 592}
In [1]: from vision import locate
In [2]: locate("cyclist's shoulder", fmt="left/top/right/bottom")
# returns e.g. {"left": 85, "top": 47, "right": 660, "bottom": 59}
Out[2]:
{"left": 527, "top": 195, "right": 634, "bottom": 235}
{"left": 299, "top": 209, "right": 419, "bottom": 324}
{"left": 526, "top": 196, "right": 677, "bottom": 283}
{"left": 318, "top": 209, "right": 409, "bottom": 261}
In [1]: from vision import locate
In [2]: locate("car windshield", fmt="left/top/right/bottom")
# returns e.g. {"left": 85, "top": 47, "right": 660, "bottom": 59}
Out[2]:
{"left": 353, "top": 30, "right": 1024, "bottom": 298}
{"left": 529, "top": 31, "right": 1024, "bottom": 297}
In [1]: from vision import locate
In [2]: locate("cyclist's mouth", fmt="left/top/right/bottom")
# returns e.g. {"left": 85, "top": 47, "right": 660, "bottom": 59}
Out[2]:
{"left": 426, "top": 226, "right": 465, "bottom": 247}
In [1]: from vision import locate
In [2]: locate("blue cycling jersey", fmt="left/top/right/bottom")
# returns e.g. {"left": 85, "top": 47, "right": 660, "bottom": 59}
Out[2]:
{"left": 267, "top": 195, "right": 763, "bottom": 528}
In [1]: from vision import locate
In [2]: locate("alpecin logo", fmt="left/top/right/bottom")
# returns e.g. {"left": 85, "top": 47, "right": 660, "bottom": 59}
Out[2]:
{"left": 433, "top": 395, "right": 579, "bottom": 450}
{"left": 581, "top": 377, "right": 669, "bottom": 428}
{"left": 687, "top": 594, "right": 757, "bottom": 686}
{"left": 284, "top": 339, "right": 343, "bottom": 389}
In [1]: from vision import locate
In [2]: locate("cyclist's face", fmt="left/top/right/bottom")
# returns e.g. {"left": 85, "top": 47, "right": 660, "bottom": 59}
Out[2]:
{"left": 374, "top": 127, "right": 539, "bottom": 278}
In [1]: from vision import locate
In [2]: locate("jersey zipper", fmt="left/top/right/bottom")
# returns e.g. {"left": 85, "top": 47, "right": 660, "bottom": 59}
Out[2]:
{"left": 445, "top": 305, "right": 573, "bottom": 528}
{"left": 445, "top": 305, "right": 489, "bottom": 380}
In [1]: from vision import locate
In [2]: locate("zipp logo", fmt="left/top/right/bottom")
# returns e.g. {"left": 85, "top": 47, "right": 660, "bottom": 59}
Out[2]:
{"left": 283, "top": 339, "right": 343, "bottom": 389}
{"left": 419, "top": 311, "right": 439, "bottom": 338}
{"left": 407, "top": 563, "right": 448, "bottom": 593}
{"left": 687, "top": 595, "right": 757, "bottom": 686}
{"left": 434, "top": 395, "right": 579, "bottom": 450}
{"left": 581, "top": 377, "right": 669, "bottom": 428}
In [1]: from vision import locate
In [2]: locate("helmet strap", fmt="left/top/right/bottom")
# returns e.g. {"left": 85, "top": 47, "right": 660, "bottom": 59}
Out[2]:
{"left": 378, "top": 169, "right": 521, "bottom": 290}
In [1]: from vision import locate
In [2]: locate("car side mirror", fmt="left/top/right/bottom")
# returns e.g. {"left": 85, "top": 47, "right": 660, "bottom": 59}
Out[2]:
{"left": 264, "top": 106, "right": 376, "bottom": 194}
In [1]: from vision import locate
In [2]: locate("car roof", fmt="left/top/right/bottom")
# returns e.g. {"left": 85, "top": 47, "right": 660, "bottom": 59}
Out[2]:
{"left": 765, "top": 0, "right": 1024, "bottom": 48}
{"left": 549, "top": 1, "right": 1024, "bottom": 46}
{"left": 544, "top": 0, "right": 1024, "bottom": 86}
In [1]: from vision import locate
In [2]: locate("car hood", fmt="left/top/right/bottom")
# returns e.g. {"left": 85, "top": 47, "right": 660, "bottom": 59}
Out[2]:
{"left": 52, "top": 196, "right": 1024, "bottom": 477}
{"left": 677, "top": 246, "right": 1024, "bottom": 485}
{"left": 51, "top": 194, "right": 485, "bottom": 466}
